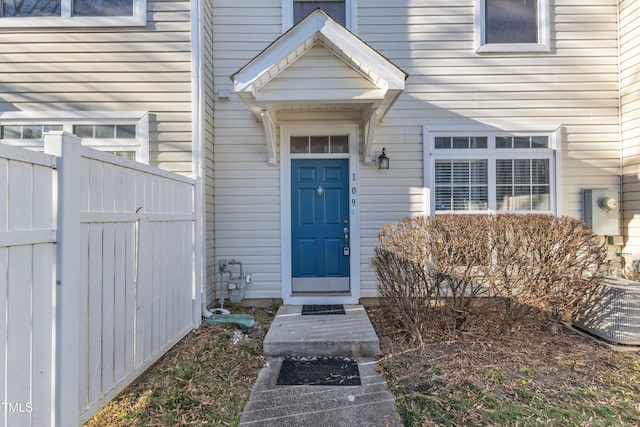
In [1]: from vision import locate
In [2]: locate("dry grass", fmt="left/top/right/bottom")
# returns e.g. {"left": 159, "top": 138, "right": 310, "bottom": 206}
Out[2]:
{"left": 84, "top": 307, "right": 274, "bottom": 427}
{"left": 369, "top": 306, "right": 640, "bottom": 426}
{"left": 84, "top": 303, "right": 640, "bottom": 426}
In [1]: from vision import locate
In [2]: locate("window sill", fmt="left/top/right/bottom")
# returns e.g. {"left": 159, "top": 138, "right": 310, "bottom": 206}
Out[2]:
{"left": 0, "top": 16, "right": 146, "bottom": 28}
{"left": 475, "top": 43, "right": 551, "bottom": 54}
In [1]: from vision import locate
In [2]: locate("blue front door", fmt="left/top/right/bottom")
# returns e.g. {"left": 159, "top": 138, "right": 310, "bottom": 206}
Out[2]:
{"left": 291, "top": 159, "right": 350, "bottom": 292}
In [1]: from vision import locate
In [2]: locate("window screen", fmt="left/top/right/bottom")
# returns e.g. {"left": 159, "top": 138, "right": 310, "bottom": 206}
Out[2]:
{"left": 2, "top": 0, "right": 61, "bottom": 16}
{"left": 73, "top": 0, "right": 133, "bottom": 17}
{"left": 485, "top": 0, "right": 537, "bottom": 44}
{"left": 293, "top": 0, "right": 345, "bottom": 26}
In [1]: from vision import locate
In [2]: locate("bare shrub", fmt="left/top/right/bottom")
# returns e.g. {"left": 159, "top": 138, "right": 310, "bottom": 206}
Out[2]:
{"left": 375, "top": 214, "right": 607, "bottom": 339}
{"left": 375, "top": 215, "right": 497, "bottom": 340}
{"left": 516, "top": 215, "right": 606, "bottom": 330}
{"left": 426, "top": 215, "right": 495, "bottom": 331}
{"left": 489, "top": 214, "right": 548, "bottom": 332}
{"left": 375, "top": 217, "right": 439, "bottom": 344}
{"left": 489, "top": 215, "right": 606, "bottom": 332}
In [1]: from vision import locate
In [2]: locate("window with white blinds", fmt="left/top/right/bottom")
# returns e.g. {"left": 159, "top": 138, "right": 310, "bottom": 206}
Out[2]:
{"left": 435, "top": 160, "right": 488, "bottom": 211}
{"left": 428, "top": 132, "right": 555, "bottom": 213}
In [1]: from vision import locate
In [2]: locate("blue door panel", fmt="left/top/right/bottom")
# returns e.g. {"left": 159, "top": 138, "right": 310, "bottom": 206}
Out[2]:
{"left": 298, "top": 189, "right": 316, "bottom": 225}
{"left": 298, "top": 166, "right": 316, "bottom": 181}
{"left": 324, "top": 166, "right": 343, "bottom": 182}
{"left": 324, "top": 188, "right": 342, "bottom": 225}
{"left": 298, "top": 239, "right": 317, "bottom": 276}
{"left": 292, "top": 159, "right": 349, "bottom": 280}
{"left": 324, "top": 239, "right": 343, "bottom": 275}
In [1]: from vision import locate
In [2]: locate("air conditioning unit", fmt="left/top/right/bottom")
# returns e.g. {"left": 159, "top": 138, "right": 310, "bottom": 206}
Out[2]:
{"left": 573, "top": 278, "right": 640, "bottom": 346}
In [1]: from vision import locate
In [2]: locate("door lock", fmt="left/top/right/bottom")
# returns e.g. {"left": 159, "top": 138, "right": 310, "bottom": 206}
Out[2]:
{"left": 343, "top": 227, "right": 350, "bottom": 256}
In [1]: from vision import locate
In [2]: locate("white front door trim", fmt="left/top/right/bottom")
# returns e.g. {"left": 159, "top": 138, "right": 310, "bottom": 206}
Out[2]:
{"left": 280, "top": 124, "right": 360, "bottom": 305}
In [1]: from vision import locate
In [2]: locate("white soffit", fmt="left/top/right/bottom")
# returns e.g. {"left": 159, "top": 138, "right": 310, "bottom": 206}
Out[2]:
{"left": 230, "top": 9, "right": 407, "bottom": 164}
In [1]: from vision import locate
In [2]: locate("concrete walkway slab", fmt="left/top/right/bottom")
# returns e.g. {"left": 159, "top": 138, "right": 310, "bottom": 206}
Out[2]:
{"left": 240, "top": 305, "right": 401, "bottom": 426}
{"left": 240, "top": 357, "right": 401, "bottom": 426}
{"left": 263, "top": 305, "right": 381, "bottom": 357}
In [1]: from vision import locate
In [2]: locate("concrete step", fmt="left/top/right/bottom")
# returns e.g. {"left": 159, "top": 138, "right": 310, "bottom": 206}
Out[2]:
{"left": 239, "top": 358, "right": 402, "bottom": 427}
{"left": 243, "top": 358, "right": 390, "bottom": 403}
{"left": 262, "top": 305, "right": 381, "bottom": 358}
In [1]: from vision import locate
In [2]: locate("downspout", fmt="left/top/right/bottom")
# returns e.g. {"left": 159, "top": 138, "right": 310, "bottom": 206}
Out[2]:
{"left": 191, "top": 0, "right": 206, "bottom": 326}
{"left": 616, "top": 0, "right": 625, "bottom": 260}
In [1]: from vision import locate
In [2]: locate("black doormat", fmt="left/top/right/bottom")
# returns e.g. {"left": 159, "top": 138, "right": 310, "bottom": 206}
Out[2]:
{"left": 276, "top": 356, "right": 361, "bottom": 386}
{"left": 301, "top": 304, "right": 345, "bottom": 315}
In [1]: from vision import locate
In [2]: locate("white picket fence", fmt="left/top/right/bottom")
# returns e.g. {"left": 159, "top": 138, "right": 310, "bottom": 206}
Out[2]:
{"left": 0, "top": 132, "right": 200, "bottom": 427}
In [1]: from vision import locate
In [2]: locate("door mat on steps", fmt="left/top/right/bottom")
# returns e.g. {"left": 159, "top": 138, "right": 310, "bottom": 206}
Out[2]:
{"left": 301, "top": 304, "right": 345, "bottom": 315}
{"left": 276, "top": 357, "right": 361, "bottom": 386}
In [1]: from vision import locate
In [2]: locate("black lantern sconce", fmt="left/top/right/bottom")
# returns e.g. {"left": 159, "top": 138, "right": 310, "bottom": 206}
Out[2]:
{"left": 377, "top": 147, "right": 390, "bottom": 170}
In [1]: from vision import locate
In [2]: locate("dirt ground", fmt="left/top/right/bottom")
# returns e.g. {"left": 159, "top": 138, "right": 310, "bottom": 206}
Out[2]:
{"left": 368, "top": 306, "right": 640, "bottom": 426}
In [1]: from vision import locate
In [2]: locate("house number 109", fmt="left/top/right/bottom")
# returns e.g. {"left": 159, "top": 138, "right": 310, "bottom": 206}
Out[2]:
{"left": 351, "top": 174, "right": 357, "bottom": 213}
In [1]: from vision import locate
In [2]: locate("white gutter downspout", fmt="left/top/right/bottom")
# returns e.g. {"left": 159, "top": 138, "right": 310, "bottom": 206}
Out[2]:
{"left": 191, "top": 0, "right": 206, "bottom": 327}
{"left": 616, "top": 1, "right": 624, "bottom": 254}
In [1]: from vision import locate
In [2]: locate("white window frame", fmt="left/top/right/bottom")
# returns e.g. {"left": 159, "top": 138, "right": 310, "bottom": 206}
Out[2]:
{"left": 423, "top": 125, "right": 562, "bottom": 215}
{"left": 0, "top": 111, "right": 149, "bottom": 163}
{"left": 474, "top": 0, "right": 550, "bottom": 53}
{"left": 0, "top": 0, "right": 146, "bottom": 28}
{"left": 282, "top": 0, "right": 357, "bottom": 33}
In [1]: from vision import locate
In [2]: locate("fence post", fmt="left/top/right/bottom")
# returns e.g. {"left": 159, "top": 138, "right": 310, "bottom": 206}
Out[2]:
{"left": 44, "top": 132, "right": 82, "bottom": 427}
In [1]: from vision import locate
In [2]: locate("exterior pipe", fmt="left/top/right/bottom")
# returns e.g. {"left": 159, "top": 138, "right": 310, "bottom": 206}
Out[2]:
{"left": 191, "top": 0, "right": 206, "bottom": 326}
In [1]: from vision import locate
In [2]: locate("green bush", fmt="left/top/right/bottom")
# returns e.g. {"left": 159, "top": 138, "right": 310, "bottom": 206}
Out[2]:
{"left": 374, "top": 214, "right": 606, "bottom": 340}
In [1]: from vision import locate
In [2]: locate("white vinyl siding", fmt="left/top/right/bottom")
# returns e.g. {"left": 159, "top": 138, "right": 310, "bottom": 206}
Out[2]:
{"left": 0, "top": 0, "right": 193, "bottom": 174}
{"left": 258, "top": 45, "right": 382, "bottom": 102}
{"left": 356, "top": 0, "right": 618, "bottom": 297}
{"left": 620, "top": 0, "right": 640, "bottom": 259}
{"left": 213, "top": 0, "right": 283, "bottom": 299}
{"left": 214, "top": 0, "right": 621, "bottom": 300}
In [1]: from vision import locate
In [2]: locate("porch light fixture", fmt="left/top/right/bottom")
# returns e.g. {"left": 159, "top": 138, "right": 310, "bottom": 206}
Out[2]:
{"left": 378, "top": 147, "right": 390, "bottom": 170}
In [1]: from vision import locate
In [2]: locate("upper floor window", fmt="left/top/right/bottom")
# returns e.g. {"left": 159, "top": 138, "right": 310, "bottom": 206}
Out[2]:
{"left": 283, "top": 0, "right": 355, "bottom": 32}
{"left": 0, "top": 0, "right": 146, "bottom": 27}
{"left": 294, "top": 0, "right": 345, "bottom": 26}
{"left": 474, "top": 0, "right": 550, "bottom": 53}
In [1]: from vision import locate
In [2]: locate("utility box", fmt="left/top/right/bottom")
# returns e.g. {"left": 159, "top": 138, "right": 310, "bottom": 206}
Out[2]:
{"left": 583, "top": 189, "right": 619, "bottom": 235}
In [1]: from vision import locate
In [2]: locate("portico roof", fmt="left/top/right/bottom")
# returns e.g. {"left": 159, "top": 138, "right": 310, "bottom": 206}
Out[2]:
{"left": 231, "top": 9, "right": 407, "bottom": 164}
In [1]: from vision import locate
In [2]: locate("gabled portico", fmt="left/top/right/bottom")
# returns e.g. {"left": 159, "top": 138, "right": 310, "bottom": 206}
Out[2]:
{"left": 231, "top": 8, "right": 407, "bottom": 165}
